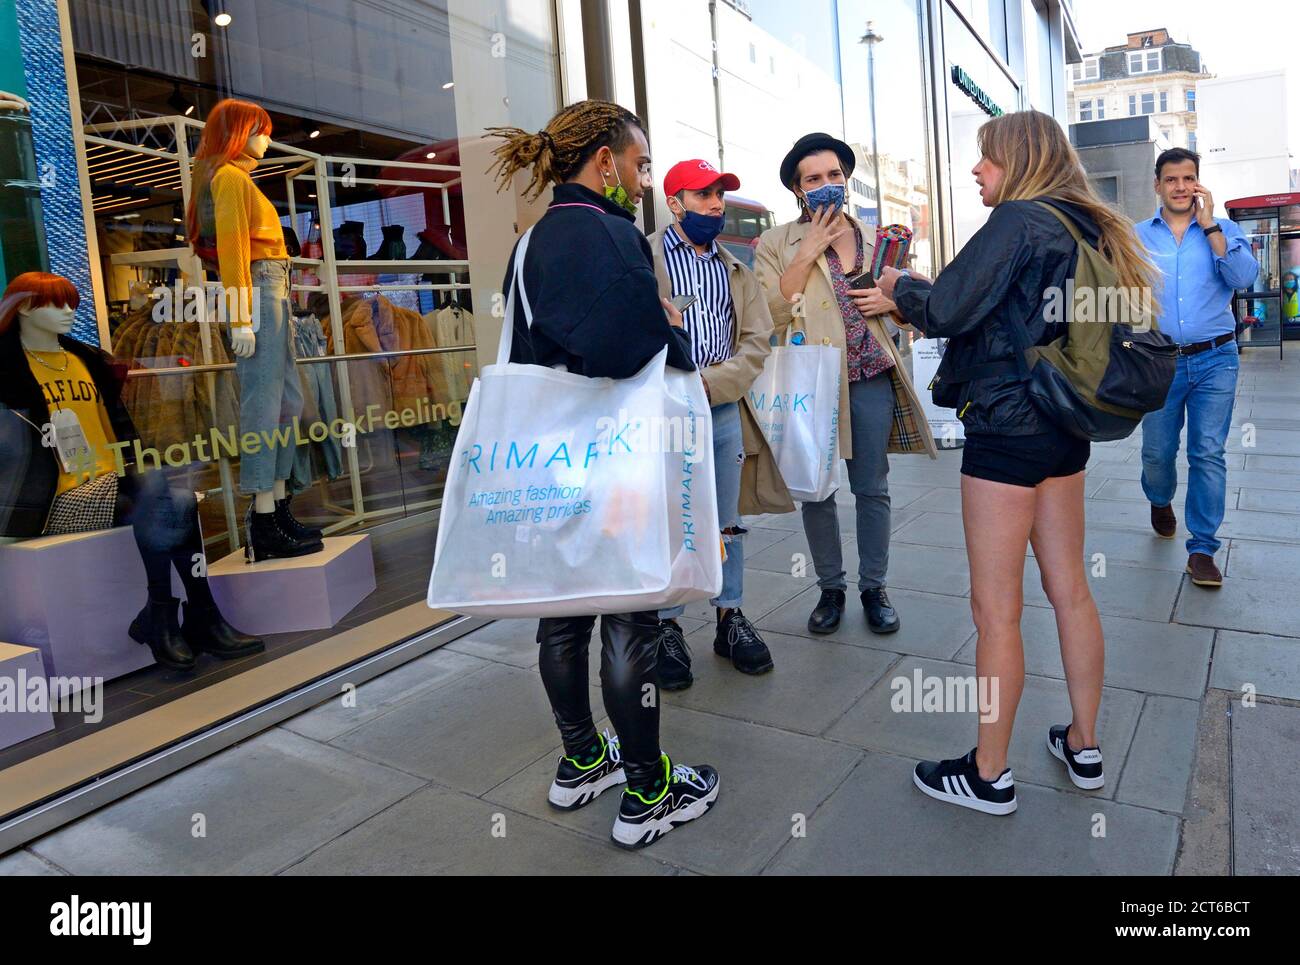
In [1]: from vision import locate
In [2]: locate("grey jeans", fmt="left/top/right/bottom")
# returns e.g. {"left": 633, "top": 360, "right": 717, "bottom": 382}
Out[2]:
{"left": 801, "top": 369, "right": 894, "bottom": 591}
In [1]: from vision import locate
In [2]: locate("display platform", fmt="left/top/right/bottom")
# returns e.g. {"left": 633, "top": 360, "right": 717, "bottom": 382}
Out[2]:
{"left": 0, "top": 643, "right": 57, "bottom": 751}
{"left": 206, "top": 534, "right": 376, "bottom": 635}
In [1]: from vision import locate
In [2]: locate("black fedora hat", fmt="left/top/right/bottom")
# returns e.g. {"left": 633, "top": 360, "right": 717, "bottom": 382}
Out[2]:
{"left": 780, "top": 132, "right": 856, "bottom": 191}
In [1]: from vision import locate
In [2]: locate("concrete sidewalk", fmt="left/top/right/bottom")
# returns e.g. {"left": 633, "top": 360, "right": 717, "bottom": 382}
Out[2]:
{"left": 5, "top": 350, "right": 1299, "bottom": 875}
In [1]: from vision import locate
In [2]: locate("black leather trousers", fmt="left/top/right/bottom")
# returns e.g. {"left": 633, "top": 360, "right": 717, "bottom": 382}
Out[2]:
{"left": 536, "top": 611, "right": 662, "bottom": 789}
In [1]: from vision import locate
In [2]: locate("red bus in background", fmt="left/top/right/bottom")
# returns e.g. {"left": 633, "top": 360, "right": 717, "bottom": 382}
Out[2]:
{"left": 718, "top": 195, "right": 775, "bottom": 268}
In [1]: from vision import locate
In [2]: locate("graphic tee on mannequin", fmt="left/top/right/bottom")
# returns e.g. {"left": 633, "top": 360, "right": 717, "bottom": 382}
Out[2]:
{"left": 24, "top": 347, "right": 118, "bottom": 492}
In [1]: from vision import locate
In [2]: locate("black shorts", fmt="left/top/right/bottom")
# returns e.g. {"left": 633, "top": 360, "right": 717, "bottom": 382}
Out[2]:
{"left": 961, "top": 430, "right": 1091, "bottom": 488}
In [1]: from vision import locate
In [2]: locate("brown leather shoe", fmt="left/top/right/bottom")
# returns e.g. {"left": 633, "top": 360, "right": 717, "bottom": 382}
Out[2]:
{"left": 1151, "top": 503, "right": 1177, "bottom": 539}
{"left": 1186, "top": 553, "right": 1223, "bottom": 587}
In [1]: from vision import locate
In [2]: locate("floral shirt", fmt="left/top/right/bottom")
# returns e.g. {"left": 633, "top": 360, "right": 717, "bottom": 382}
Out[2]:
{"left": 825, "top": 223, "right": 894, "bottom": 382}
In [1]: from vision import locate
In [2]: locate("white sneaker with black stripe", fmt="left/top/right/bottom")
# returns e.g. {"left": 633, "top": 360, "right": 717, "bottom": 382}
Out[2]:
{"left": 913, "top": 748, "right": 1017, "bottom": 815}
{"left": 1047, "top": 723, "right": 1104, "bottom": 789}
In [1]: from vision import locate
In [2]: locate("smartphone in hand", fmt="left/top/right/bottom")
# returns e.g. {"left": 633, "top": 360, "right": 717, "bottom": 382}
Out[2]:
{"left": 670, "top": 293, "right": 698, "bottom": 312}
{"left": 846, "top": 271, "right": 876, "bottom": 291}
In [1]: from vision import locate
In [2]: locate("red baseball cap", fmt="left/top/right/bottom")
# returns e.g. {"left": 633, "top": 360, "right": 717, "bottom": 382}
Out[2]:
{"left": 663, "top": 159, "right": 741, "bottom": 197}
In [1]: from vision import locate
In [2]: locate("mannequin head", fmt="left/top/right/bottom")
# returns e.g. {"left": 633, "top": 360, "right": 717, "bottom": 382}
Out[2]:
{"left": 186, "top": 98, "right": 273, "bottom": 244}
{"left": 0, "top": 272, "right": 80, "bottom": 347}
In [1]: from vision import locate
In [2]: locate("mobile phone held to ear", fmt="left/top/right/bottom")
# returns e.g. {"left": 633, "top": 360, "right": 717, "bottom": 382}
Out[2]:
{"left": 670, "top": 293, "right": 698, "bottom": 313}
{"left": 847, "top": 271, "right": 876, "bottom": 291}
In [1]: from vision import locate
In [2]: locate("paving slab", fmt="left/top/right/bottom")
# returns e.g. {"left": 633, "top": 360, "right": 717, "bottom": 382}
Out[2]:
{"left": 0, "top": 850, "right": 65, "bottom": 875}
{"left": 281, "top": 648, "right": 490, "bottom": 743}
{"left": 1021, "top": 556, "right": 1184, "bottom": 623}
{"left": 953, "top": 606, "right": 1213, "bottom": 699}
{"left": 484, "top": 705, "right": 863, "bottom": 875}
{"left": 756, "top": 585, "right": 975, "bottom": 659}
{"left": 762, "top": 751, "right": 1180, "bottom": 875}
{"left": 329, "top": 663, "right": 579, "bottom": 794}
{"left": 825, "top": 656, "right": 1143, "bottom": 797}
{"left": 1174, "top": 574, "right": 1300, "bottom": 639}
{"left": 1210, "top": 630, "right": 1300, "bottom": 701}
{"left": 281, "top": 785, "right": 676, "bottom": 875}
{"left": 1231, "top": 700, "right": 1300, "bottom": 875}
{"left": 892, "top": 511, "right": 968, "bottom": 549}
{"left": 28, "top": 728, "right": 424, "bottom": 875}
{"left": 670, "top": 626, "right": 898, "bottom": 735}
{"left": 1115, "top": 695, "right": 1200, "bottom": 813}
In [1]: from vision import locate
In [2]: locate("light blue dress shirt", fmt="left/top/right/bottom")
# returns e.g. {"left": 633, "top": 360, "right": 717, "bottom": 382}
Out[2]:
{"left": 1135, "top": 210, "right": 1259, "bottom": 345}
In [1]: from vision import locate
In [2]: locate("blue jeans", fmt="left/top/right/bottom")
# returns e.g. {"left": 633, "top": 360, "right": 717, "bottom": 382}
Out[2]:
{"left": 236, "top": 260, "right": 304, "bottom": 494}
{"left": 660, "top": 400, "right": 745, "bottom": 619}
{"left": 1140, "top": 338, "right": 1239, "bottom": 557}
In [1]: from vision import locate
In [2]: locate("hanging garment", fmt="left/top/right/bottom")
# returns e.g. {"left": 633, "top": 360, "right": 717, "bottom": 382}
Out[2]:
{"left": 290, "top": 312, "right": 343, "bottom": 492}
{"left": 424, "top": 304, "right": 478, "bottom": 404}
{"left": 322, "top": 296, "right": 394, "bottom": 419}
{"left": 386, "top": 299, "right": 448, "bottom": 415}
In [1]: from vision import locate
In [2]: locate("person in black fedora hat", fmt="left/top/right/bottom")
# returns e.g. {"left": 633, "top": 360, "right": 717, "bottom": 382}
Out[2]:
{"left": 755, "top": 133, "right": 937, "bottom": 638}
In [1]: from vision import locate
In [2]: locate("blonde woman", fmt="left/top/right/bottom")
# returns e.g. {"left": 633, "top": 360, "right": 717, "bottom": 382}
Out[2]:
{"left": 869, "top": 110, "right": 1158, "bottom": 814}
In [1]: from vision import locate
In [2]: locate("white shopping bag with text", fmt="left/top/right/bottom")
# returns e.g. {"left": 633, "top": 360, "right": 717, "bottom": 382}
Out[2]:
{"left": 748, "top": 341, "right": 841, "bottom": 502}
{"left": 427, "top": 228, "right": 721, "bottom": 617}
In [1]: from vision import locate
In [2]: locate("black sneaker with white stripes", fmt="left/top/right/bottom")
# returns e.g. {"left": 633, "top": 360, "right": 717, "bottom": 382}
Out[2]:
{"left": 1047, "top": 723, "right": 1104, "bottom": 789}
{"left": 611, "top": 755, "right": 720, "bottom": 850}
{"left": 913, "top": 748, "right": 1017, "bottom": 815}
{"left": 547, "top": 730, "right": 625, "bottom": 810}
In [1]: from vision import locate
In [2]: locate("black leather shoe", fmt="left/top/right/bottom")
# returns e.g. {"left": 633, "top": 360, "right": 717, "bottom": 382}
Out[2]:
{"left": 655, "top": 620, "right": 693, "bottom": 691}
{"left": 807, "top": 589, "right": 846, "bottom": 634}
{"left": 182, "top": 602, "right": 266, "bottom": 659}
{"left": 245, "top": 507, "right": 323, "bottom": 563}
{"left": 862, "top": 587, "right": 900, "bottom": 634}
{"left": 275, "top": 494, "right": 323, "bottom": 542}
{"left": 129, "top": 598, "right": 197, "bottom": 671}
{"left": 713, "top": 608, "right": 774, "bottom": 674}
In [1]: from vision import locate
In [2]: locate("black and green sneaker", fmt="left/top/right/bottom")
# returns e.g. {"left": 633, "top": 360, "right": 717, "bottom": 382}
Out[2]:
{"left": 611, "top": 754, "right": 720, "bottom": 849}
{"left": 547, "top": 730, "right": 626, "bottom": 810}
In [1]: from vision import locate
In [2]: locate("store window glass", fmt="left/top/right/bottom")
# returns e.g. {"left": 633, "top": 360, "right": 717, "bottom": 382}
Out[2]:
{"left": 0, "top": 0, "right": 558, "bottom": 797}
{"left": 942, "top": 1, "right": 1018, "bottom": 251}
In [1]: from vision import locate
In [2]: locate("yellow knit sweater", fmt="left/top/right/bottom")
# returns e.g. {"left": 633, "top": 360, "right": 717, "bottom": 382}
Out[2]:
{"left": 210, "top": 155, "right": 288, "bottom": 326}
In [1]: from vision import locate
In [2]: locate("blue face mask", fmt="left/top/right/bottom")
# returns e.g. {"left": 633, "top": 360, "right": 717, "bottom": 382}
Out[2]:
{"left": 802, "top": 182, "right": 846, "bottom": 213}
{"left": 1286, "top": 279, "right": 1298, "bottom": 291}
{"left": 675, "top": 208, "right": 725, "bottom": 246}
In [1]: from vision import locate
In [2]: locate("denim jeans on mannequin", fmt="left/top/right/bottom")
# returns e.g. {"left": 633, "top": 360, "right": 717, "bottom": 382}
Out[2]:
{"left": 659, "top": 400, "right": 745, "bottom": 619}
{"left": 800, "top": 369, "right": 894, "bottom": 591}
{"left": 1140, "top": 338, "right": 1239, "bottom": 557}
{"left": 236, "top": 260, "right": 303, "bottom": 495}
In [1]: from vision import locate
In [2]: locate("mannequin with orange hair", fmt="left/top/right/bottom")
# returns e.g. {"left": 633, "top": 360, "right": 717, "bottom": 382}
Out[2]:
{"left": 0, "top": 272, "right": 263, "bottom": 670}
{"left": 187, "top": 98, "right": 321, "bottom": 562}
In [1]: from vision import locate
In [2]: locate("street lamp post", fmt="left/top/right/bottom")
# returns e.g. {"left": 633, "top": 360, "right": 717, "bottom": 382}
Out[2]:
{"left": 859, "top": 20, "right": 884, "bottom": 229}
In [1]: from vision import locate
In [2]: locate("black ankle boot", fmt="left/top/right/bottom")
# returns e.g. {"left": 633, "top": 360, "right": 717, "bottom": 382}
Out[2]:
{"left": 245, "top": 506, "right": 322, "bottom": 563}
{"left": 182, "top": 601, "right": 266, "bottom": 659}
{"left": 275, "top": 494, "right": 323, "bottom": 542}
{"left": 129, "top": 597, "right": 197, "bottom": 671}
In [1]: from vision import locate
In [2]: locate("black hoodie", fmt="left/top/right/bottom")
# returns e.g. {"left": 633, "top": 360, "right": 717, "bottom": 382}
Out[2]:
{"left": 893, "top": 197, "right": 1104, "bottom": 436}
{"left": 501, "top": 182, "right": 694, "bottom": 379}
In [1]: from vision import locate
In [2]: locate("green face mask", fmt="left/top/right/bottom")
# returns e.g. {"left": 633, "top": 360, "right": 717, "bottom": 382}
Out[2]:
{"left": 601, "top": 163, "right": 638, "bottom": 215}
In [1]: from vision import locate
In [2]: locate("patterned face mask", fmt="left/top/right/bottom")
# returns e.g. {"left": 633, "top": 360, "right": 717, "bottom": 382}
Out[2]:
{"left": 602, "top": 163, "right": 638, "bottom": 215}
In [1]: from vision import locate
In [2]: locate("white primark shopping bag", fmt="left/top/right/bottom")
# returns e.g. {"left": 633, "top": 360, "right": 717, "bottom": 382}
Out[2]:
{"left": 427, "top": 227, "right": 721, "bottom": 617}
{"left": 748, "top": 339, "right": 842, "bottom": 502}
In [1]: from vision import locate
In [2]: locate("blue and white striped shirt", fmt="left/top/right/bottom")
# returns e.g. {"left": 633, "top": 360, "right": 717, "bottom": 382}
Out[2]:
{"left": 662, "top": 225, "right": 735, "bottom": 367}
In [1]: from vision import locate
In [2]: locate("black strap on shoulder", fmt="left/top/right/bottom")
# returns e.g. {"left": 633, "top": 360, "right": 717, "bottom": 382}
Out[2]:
{"left": 947, "top": 359, "right": 1020, "bottom": 384}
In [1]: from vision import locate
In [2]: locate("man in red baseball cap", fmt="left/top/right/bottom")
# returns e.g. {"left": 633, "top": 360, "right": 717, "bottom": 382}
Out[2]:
{"left": 647, "top": 160, "right": 794, "bottom": 691}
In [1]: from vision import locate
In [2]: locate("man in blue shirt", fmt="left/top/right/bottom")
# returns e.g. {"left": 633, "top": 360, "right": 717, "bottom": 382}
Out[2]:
{"left": 1136, "top": 148, "right": 1258, "bottom": 588}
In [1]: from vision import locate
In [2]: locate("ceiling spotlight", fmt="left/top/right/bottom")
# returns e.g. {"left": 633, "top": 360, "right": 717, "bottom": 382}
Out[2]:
{"left": 308, "top": 129, "right": 320, "bottom": 138}
{"left": 425, "top": 151, "right": 437, "bottom": 159}
{"left": 441, "top": 81, "right": 454, "bottom": 90}
{"left": 214, "top": 12, "right": 232, "bottom": 27}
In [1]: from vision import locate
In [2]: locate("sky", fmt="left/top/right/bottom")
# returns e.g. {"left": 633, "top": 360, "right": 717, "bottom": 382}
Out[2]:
{"left": 1074, "top": 0, "right": 1298, "bottom": 159}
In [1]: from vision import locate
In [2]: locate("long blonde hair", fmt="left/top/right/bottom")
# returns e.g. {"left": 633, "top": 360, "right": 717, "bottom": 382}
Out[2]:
{"left": 979, "top": 110, "right": 1158, "bottom": 301}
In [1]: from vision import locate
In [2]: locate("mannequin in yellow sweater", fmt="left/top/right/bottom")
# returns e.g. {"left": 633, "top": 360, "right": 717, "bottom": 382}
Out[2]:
{"left": 188, "top": 98, "right": 321, "bottom": 562}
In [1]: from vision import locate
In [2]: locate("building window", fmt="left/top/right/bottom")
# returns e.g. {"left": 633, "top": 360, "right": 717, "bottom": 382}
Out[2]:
{"left": 1141, "top": 92, "right": 1154, "bottom": 114}
{"left": 1159, "top": 91, "right": 1168, "bottom": 113}
{"left": 1091, "top": 175, "right": 1120, "bottom": 203}
{"left": 1079, "top": 99, "right": 1092, "bottom": 121}
{"left": 1083, "top": 57, "right": 1099, "bottom": 80}
{"left": 1186, "top": 89, "right": 1196, "bottom": 111}
{"left": 1096, "top": 100, "right": 1105, "bottom": 120}
{"left": 1128, "top": 94, "right": 1136, "bottom": 116}
{"left": 1189, "top": 132, "right": 1197, "bottom": 153}
{"left": 1128, "top": 49, "right": 1161, "bottom": 74}
{"left": 749, "top": 43, "right": 756, "bottom": 64}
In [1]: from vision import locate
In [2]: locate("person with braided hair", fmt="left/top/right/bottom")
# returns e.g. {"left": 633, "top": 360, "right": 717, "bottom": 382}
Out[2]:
{"left": 487, "top": 99, "right": 720, "bottom": 850}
